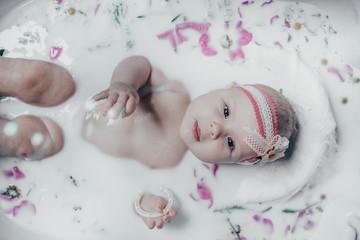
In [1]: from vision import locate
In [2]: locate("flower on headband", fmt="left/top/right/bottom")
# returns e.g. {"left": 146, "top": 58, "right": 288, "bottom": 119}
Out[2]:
{"left": 257, "top": 136, "right": 289, "bottom": 166}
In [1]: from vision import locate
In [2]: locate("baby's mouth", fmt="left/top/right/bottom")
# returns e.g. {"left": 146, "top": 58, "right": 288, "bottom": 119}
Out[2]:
{"left": 192, "top": 121, "right": 200, "bottom": 142}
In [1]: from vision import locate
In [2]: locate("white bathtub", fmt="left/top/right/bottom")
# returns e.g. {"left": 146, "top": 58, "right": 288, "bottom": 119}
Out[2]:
{"left": 0, "top": 0, "right": 359, "bottom": 239}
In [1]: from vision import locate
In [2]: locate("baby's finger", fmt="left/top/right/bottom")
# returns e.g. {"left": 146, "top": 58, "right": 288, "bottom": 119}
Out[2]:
{"left": 144, "top": 219, "right": 156, "bottom": 229}
{"left": 162, "top": 215, "right": 171, "bottom": 223}
{"left": 92, "top": 90, "right": 108, "bottom": 101}
{"left": 168, "top": 208, "right": 177, "bottom": 217}
{"left": 109, "top": 100, "right": 125, "bottom": 119}
{"left": 102, "top": 92, "right": 119, "bottom": 116}
{"left": 124, "top": 95, "right": 139, "bottom": 117}
{"left": 155, "top": 220, "right": 164, "bottom": 229}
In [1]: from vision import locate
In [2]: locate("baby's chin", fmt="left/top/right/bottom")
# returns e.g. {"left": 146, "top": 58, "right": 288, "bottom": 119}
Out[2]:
{"left": 192, "top": 152, "right": 236, "bottom": 165}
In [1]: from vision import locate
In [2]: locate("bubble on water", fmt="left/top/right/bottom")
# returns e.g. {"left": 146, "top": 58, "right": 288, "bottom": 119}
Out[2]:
{"left": 31, "top": 132, "right": 44, "bottom": 146}
{"left": 3, "top": 121, "right": 18, "bottom": 137}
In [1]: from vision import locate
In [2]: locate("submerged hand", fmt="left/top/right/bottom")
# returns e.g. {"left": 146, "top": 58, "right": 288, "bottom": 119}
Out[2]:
{"left": 92, "top": 82, "right": 139, "bottom": 119}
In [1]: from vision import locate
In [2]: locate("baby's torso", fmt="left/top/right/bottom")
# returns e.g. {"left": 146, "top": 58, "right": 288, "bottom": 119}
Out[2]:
{"left": 89, "top": 82, "right": 190, "bottom": 168}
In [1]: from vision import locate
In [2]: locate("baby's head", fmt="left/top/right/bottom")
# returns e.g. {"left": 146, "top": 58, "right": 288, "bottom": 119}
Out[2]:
{"left": 180, "top": 83, "right": 297, "bottom": 165}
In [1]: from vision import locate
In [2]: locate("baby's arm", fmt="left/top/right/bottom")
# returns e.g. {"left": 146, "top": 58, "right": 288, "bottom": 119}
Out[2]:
{"left": 92, "top": 56, "right": 152, "bottom": 118}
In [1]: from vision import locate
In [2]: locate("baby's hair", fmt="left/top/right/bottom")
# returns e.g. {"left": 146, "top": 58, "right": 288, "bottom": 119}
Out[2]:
{"left": 256, "top": 84, "right": 299, "bottom": 158}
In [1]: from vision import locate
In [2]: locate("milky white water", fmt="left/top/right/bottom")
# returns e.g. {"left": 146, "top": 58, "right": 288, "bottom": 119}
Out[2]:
{"left": 0, "top": 0, "right": 359, "bottom": 239}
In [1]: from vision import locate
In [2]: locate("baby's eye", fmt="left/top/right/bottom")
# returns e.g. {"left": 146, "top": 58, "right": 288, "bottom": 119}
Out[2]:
{"left": 224, "top": 105, "right": 229, "bottom": 119}
{"left": 227, "top": 137, "right": 234, "bottom": 151}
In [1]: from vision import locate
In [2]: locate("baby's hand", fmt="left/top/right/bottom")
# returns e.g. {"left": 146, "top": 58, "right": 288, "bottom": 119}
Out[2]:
{"left": 92, "top": 82, "right": 139, "bottom": 119}
{"left": 137, "top": 193, "right": 177, "bottom": 229}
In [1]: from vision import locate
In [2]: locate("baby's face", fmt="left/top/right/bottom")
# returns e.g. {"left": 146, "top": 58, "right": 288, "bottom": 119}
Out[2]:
{"left": 180, "top": 87, "right": 259, "bottom": 164}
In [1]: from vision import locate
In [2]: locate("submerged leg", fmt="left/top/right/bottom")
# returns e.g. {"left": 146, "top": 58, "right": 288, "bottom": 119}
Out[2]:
{"left": 0, "top": 57, "right": 76, "bottom": 107}
{"left": 0, "top": 115, "right": 64, "bottom": 160}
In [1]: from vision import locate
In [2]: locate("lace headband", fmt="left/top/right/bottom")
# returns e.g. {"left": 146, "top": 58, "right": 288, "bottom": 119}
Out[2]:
{"left": 236, "top": 85, "right": 289, "bottom": 165}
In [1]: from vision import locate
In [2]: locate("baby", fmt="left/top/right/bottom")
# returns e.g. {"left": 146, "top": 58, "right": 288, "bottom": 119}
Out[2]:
{"left": 85, "top": 56, "right": 297, "bottom": 229}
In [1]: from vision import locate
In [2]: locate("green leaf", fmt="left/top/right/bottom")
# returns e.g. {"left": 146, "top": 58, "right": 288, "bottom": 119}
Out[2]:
{"left": 171, "top": 14, "right": 182, "bottom": 23}
{"left": 261, "top": 206, "right": 272, "bottom": 213}
{"left": 0, "top": 49, "right": 5, "bottom": 56}
{"left": 282, "top": 201, "right": 319, "bottom": 214}
{"left": 282, "top": 209, "right": 298, "bottom": 213}
{"left": 213, "top": 205, "right": 245, "bottom": 213}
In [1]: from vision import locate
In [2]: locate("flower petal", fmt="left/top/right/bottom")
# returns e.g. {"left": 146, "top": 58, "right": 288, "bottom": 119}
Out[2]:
{"left": 197, "top": 181, "right": 214, "bottom": 208}
{"left": 304, "top": 220, "right": 315, "bottom": 230}
{"left": 328, "top": 67, "right": 345, "bottom": 82}
{"left": 270, "top": 15, "right": 279, "bottom": 25}
{"left": 13, "top": 200, "right": 36, "bottom": 217}
{"left": 199, "top": 34, "right": 217, "bottom": 56}
{"left": 261, "top": 0, "right": 273, "bottom": 7}
{"left": 49, "top": 47, "right": 62, "bottom": 60}
{"left": 263, "top": 218, "right": 274, "bottom": 234}
{"left": 157, "top": 30, "right": 178, "bottom": 52}
{"left": 13, "top": 166, "right": 25, "bottom": 179}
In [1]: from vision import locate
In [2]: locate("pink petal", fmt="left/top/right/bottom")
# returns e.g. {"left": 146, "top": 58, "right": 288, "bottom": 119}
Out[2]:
{"left": 193, "top": 168, "right": 197, "bottom": 178}
{"left": 304, "top": 220, "right": 315, "bottom": 230}
{"left": 235, "top": 237, "right": 248, "bottom": 240}
{"left": 308, "top": 208, "right": 314, "bottom": 215}
{"left": 261, "top": 0, "right": 273, "bottom": 7}
{"left": 157, "top": 30, "right": 177, "bottom": 52}
{"left": 328, "top": 67, "right": 345, "bottom": 82}
{"left": 302, "top": 23, "right": 316, "bottom": 35}
{"left": 49, "top": 47, "right": 62, "bottom": 60}
{"left": 4, "top": 170, "right": 14, "bottom": 177}
{"left": 297, "top": 210, "right": 305, "bottom": 218}
{"left": 346, "top": 64, "right": 353, "bottom": 73}
{"left": 242, "top": 1, "right": 254, "bottom": 4}
{"left": 285, "top": 224, "right": 291, "bottom": 235}
{"left": 13, "top": 167, "right": 25, "bottom": 179}
{"left": 197, "top": 181, "right": 214, "bottom": 208}
{"left": 237, "top": 7, "right": 242, "bottom": 18}
{"left": 270, "top": 15, "right": 279, "bottom": 25}
{"left": 284, "top": 19, "right": 291, "bottom": 28}
{"left": 230, "top": 48, "right": 245, "bottom": 60}
{"left": 274, "top": 41, "right": 283, "bottom": 48}
{"left": 199, "top": 34, "right": 217, "bottom": 56}
{"left": 54, "top": 0, "right": 63, "bottom": 4}
{"left": 13, "top": 200, "right": 36, "bottom": 217}
{"left": 202, "top": 163, "right": 210, "bottom": 170}
{"left": 225, "top": 22, "right": 230, "bottom": 29}
{"left": 238, "top": 29, "right": 253, "bottom": 46}
{"left": 212, "top": 164, "right": 219, "bottom": 177}
{"left": 0, "top": 196, "right": 14, "bottom": 215}
{"left": 0, "top": 206, "right": 13, "bottom": 215}
{"left": 263, "top": 218, "right": 274, "bottom": 234}
{"left": 236, "top": 21, "right": 243, "bottom": 30}
{"left": 189, "top": 193, "right": 198, "bottom": 201}
{"left": 0, "top": 195, "right": 12, "bottom": 201}
{"left": 94, "top": 3, "right": 101, "bottom": 15}
{"left": 253, "top": 214, "right": 261, "bottom": 222}
{"left": 175, "top": 22, "right": 211, "bottom": 44}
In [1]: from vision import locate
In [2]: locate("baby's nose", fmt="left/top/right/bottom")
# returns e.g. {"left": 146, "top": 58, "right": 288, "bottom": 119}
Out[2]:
{"left": 210, "top": 121, "right": 222, "bottom": 140}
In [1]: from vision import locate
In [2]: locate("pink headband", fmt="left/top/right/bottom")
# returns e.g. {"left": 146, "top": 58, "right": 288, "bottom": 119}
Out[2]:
{"left": 237, "top": 85, "right": 289, "bottom": 165}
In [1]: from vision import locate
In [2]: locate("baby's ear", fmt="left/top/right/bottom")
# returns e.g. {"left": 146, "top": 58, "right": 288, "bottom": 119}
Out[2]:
{"left": 229, "top": 81, "right": 238, "bottom": 88}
